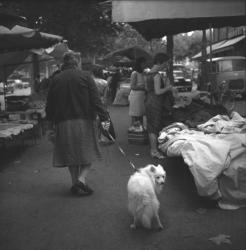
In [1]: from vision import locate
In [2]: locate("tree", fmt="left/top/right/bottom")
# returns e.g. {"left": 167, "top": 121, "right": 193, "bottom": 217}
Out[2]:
{"left": 1, "top": 0, "right": 121, "bottom": 58}
{"left": 113, "top": 23, "right": 149, "bottom": 51}
{"left": 173, "top": 31, "right": 202, "bottom": 60}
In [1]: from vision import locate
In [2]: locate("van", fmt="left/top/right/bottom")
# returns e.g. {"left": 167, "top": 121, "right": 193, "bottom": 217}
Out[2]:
{"left": 208, "top": 56, "right": 246, "bottom": 98}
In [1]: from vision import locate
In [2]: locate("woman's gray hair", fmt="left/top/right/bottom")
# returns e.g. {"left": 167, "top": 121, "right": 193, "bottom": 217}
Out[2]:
{"left": 62, "top": 51, "right": 78, "bottom": 66}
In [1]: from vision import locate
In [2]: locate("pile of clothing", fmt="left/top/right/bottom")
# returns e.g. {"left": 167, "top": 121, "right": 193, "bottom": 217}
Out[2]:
{"left": 158, "top": 112, "right": 246, "bottom": 210}
{"left": 172, "top": 98, "right": 228, "bottom": 128}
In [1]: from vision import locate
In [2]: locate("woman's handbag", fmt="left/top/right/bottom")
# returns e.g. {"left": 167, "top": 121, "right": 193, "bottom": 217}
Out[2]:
{"left": 99, "top": 116, "right": 116, "bottom": 143}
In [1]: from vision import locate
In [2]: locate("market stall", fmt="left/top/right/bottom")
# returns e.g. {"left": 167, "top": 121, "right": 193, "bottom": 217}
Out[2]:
{"left": 0, "top": 10, "right": 64, "bottom": 147}
{"left": 0, "top": 119, "right": 40, "bottom": 147}
{"left": 112, "top": 0, "right": 246, "bottom": 40}
{"left": 158, "top": 112, "right": 246, "bottom": 209}
{"left": 110, "top": 0, "right": 246, "bottom": 209}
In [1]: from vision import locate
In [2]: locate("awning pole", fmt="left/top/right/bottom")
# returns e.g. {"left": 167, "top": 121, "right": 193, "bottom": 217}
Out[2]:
{"left": 201, "top": 29, "right": 208, "bottom": 90}
{"left": 209, "top": 23, "right": 213, "bottom": 72}
{"left": 3, "top": 66, "right": 7, "bottom": 111}
{"left": 32, "top": 53, "right": 40, "bottom": 94}
{"left": 209, "top": 23, "right": 213, "bottom": 103}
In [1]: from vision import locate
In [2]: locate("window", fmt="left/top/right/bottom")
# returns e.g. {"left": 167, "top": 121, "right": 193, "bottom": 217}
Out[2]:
{"left": 219, "top": 60, "right": 233, "bottom": 72}
{"left": 232, "top": 59, "right": 246, "bottom": 71}
{"left": 218, "top": 59, "right": 246, "bottom": 72}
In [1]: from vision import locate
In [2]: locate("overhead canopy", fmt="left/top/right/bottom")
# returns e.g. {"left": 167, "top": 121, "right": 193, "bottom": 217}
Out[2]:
{"left": 103, "top": 46, "right": 152, "bottom": 61}
{"left": 192, "top": 34, "right": 246, "bottom": 59}
{"left": 0, "top": 50, "right": 29, "bottom": 68}
{"left": 0, "top": 50, "right": 29, "bottom": 81}
{"left": 43, "top": 41, "right": 70, "bottom": 60}
{"left": 112, "top": 0, "right": 246, "bottom": 40}
{"left": 101, "top": 46, "right": 153, "bottom": 67}
{"left": 31, "top": 41, "right": 70, "bottom": 60}
{"left": 100, "top": 55, "right": 134, "bottom": 67}
{"left": 0, "top": 7, "right": 27, "bottom": 28}
{"left": 0, "top": 25, "right": 63, "bottom": 53}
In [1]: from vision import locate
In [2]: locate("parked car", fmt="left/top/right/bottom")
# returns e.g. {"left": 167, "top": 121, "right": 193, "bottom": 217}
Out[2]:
{"left": 0, "top": 82, "right": 14, "bottom": 94}
{"left": 14, "top": 79, "right": 30, "bottom": 89}
{"left": 208, "top": 56, "right": 246, "bottom": 99}
{"left": 173, "top": 64, "right": 192, "bottom": 92}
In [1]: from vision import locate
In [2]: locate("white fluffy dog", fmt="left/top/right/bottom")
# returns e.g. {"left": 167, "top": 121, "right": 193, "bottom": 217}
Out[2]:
{"left": 127, "top": 164, "right": 166, "bottom": 230}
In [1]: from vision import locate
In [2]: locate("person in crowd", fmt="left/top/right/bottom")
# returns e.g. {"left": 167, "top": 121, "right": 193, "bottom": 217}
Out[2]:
{"left": 128, "top": 57, "right": 147, "bottom": 131}
{"left": 145, "top": 53, "right": 174, "bottom": 159}
{"left": 45, "top": 52, "right": 110, "bottom": 197}
{"left": 34, "top": 74, "right": 41, "bottom": 93}
{"left": 91, "top": 67, "right": 112, "bottom": 144}
{"left": 91, "top": 67, "right": 108, "bottom": 103}
{"left": 107, "top": 69, "right": 121, "bottom": 103}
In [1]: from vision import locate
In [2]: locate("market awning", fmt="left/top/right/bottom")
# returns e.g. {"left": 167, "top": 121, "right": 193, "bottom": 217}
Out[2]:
{"left": 30, "top": 41, "right": 70, "bottom": 60}
{"left": 112, "top": 0, "right": 246, "bottom": 40}
{"left": 0, "top": 50, "right": 30, "bottom": 81}
{"left": 0, "top": 25, "right": 63, "bottom": 53}
{"left": 104, "top": 46, "right": 152, "bottom": 62}
{"left": 0, "top": 7, "right": 27, "bottom": 28}
{"left": 215, "top": 35, "right": 246, "bottom": 53}
{"left": 192, "top": 34, "right": 246, "bottom": 59}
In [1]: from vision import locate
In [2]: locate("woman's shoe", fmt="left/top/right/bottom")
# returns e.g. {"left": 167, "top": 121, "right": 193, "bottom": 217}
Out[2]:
{"left": 71, "top": 182, "right": 93, "bottom": 196}
{"left": 150, "top": 151, "right": 165, "bottom": 159}
{"left": 76, "top": 181, "right": 94, "bottom": 195}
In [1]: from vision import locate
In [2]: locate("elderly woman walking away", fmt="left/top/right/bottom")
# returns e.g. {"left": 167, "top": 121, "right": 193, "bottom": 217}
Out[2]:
{"left": 145, "top": 53, "right": 174, "bottom": 159}
{"left": 45, "top": 52, "right": 110, "bottom": 196}
{"left": 128, "top": 57, "right": 147, "bottom": 131}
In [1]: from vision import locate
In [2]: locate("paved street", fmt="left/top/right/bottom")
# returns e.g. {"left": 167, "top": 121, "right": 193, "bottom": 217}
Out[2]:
{"left": 0, "top": 106, "right": 246, "bottom": 250}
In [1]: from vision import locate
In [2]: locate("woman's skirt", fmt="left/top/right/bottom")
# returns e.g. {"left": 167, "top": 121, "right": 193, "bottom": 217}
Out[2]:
{"left": 145, "top": 93, "right": 163, "bottom": 135}
{"left": 128, "top": 90, "right": 146, "bottom": 116}
{"left": 53, "top": 119, "right": 101, "bottom": 167}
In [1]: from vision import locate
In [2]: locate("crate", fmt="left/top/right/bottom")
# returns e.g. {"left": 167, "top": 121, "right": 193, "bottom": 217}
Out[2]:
{"left": 128, "top": 130, "right": 149, "bottom": 145}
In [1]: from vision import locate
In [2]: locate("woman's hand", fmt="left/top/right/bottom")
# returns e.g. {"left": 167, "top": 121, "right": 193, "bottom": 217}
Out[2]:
{"left": 165, "top": 85, "right": 173, "bottom": 91}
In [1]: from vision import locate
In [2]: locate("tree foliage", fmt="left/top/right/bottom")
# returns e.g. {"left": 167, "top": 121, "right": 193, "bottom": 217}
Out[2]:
{"left": 2, "top": 0, "right": 202, "bottom": 60}
{"left": 1, "top": 0, "right": 121, "bottom": 57}
{"left": 173, "top": 31, "right": 202, "bottom": 60}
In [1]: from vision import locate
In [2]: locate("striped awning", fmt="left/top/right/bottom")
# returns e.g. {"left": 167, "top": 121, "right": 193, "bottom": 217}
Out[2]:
{"left": 192, "top": 35, "right": 246, "bottom": 59}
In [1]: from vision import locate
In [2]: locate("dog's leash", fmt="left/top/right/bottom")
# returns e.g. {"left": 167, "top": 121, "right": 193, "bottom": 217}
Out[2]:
{"left": 106, "top": 130, "right": 139, "bottom": 172}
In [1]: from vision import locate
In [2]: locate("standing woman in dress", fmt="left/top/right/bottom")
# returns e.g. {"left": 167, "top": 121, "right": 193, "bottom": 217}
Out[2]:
{"left": 45, "top": 52, "right": 110, "bottom": 196}
{"left": 145, "top": 53, "right": 173, "bottom": 159}
{"left": 128, "top": 57, "right": 147, "bottom": 131}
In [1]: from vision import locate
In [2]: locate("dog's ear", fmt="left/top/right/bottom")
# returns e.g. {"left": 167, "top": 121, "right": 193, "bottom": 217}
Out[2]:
{"left": 150, "top": 165, "right": 156, "bottom": 173}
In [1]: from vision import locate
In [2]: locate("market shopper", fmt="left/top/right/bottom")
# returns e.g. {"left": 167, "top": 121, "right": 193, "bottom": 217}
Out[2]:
{"left": 145, "top": 53, "right": 174, "bottom": 159}
{"left": 107, "top": 69, "right": 121, "bottom": 103}
{"left": 45, "top": 51, "right": 110, "bottom": 196}
{"left": 128, "top": 57, "right": 147, "bottom": 131}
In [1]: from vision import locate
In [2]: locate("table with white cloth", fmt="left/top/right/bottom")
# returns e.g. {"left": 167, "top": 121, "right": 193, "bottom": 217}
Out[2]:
{"left": 0, "top": 120, "right": 39, "bottom": 147}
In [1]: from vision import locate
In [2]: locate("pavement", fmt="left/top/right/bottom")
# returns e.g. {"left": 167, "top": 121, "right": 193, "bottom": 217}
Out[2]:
{"left": 0, "top": 106, "right": 246, "bottom": 250}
